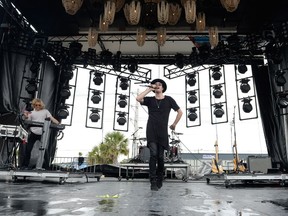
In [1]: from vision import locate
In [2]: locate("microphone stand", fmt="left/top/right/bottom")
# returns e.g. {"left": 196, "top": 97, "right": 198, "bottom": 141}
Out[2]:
{"left": 131, "top": 127, "right": 142, "bottom": 158}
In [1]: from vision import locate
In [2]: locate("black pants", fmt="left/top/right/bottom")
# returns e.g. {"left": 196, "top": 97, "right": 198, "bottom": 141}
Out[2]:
{"left": 148, "top": 142, "right": 165, "bottom": 181}
{"left": 22, "top": 132, "right": 41, "bottom": 167}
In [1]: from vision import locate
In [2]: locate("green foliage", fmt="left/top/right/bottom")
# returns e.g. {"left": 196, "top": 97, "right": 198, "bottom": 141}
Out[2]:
{"left": 87, "top": 131, "right": 129, "bottom": 165}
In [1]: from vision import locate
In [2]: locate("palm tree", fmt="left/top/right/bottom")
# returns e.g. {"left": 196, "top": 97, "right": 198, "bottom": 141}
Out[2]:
{"left": 87, "top": 131, "right": 129, "bottom": 165}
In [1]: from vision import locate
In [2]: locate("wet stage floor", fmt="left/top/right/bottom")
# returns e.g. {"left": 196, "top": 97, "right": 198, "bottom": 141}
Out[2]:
{"left": 0, "top": 176, "right": 287, "bottom": 216}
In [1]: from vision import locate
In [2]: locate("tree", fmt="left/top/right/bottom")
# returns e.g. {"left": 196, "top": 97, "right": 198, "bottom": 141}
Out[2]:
{"left": 87, "top": 131, "right": 129, "bottom": 164}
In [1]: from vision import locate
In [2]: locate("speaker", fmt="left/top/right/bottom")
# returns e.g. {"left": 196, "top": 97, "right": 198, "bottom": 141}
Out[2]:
{"left": 247, "top": 156, "right": 272, "bottom": 173}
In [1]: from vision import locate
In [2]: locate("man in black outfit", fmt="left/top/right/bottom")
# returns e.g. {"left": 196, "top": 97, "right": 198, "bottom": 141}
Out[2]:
{"left": 136, "top": 78, "right": 183, "bottom": 191}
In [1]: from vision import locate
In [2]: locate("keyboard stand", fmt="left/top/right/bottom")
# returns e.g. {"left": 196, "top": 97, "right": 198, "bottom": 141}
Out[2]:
{"left": 36, "top": 119, "right": 51, "bottom": 170}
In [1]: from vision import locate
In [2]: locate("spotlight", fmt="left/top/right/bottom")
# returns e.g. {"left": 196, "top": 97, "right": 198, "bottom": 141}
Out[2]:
{"left": 242, "top": 98, "right": 253, "bottom": 113}
{"left": 240, "top": 78, "right": 251, "bottom": 93}
{"left": 188, "top": 91, "right": 197, "bottom": 104}
{"left": 69, "top": 41, "right": 83, "bottom": 59}
{"left": 57, "top": 105, "right": 69, "bottom": 119}
{"left": 117, "top": 112, "right": 127, "bottom": 125}
{"left": 93, "top": 72, "right": 103, "bottom": 86}
{"left": 189, "top": 47, "right": 198, "bottom": 66}
{"left": 277, "top": 93, "right": 288, "bottom": 108}
{"left": 61, "top": 64, "right": 74, "bottom": 81}
{"left": 128, "top": 57, "right": 138, "bottom": 73}
{"left": 113, "top": 51, "right": 122, "bottom": 72}
{"left": 23, "top": 99, "right": 33, "bottom": 112}
{"left": 18, "top": 32, "right": 30, "bottom": 48}
{"left": 213, "top": 104, "right": 224, "bottom": 118}
{"left": 118, "top": 94, "right": 127, "bottom": 108}
{"left": 30, "top": 60, "right": 40, "bottom": 74}
{"left": 198, "top": 44, "right": 210, "bottom": 61}
{"left": 175, "top": 53, "right": 184, "bottom": 69}
{"left": 211, "top": 66, "right": 222, "bottom": 81}
{"left": 237, "top": 64, "right": 247, "bottom": 74}
{"left": 60, "top": 85, "right": 71, "bottom": 100}
{"left": 120, "top": 77, "right": 129, "bottom": 90}
{"left": 90, "top": 108, "right": 100, "bottom": 122}
{"left": 275, "top": 70, "right": 286, "bottom": 86}
{"left": 91, "top": 90, "right": 101, "bottom": 104}
{"left": 100, "top": 49, "right": 113, "bottom": 65}
{"left": 227, "top": 34, "right": 241, "bottom": 51}
{"left": 188, "top": 108, "right": 198, "bottom": 121}
{"left": 187, "top": 73, "right": 196, "bottom": 86}
{"left": 86, "top": 48, "right": 97, "bottom": 66}
{"left": 213, "top": 85, "right": 223, "bottom": 99}
{"left": 265, "top": 42, "right": 282, "bottom": 64}
{"left": 25, "top": 79, "right": 38, "bottom": 94}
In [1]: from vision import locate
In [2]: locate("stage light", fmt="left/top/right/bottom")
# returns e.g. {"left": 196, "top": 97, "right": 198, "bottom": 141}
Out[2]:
{"left": 265, "top": 42, "right": 282, "bottom": 64}
{"left": 91, "top": 90, "right": 101, "bottom": 104}
{"left": 175, "top": 53, "right": 184, "bottom": 69}
{"left": 25, "top": 79, "right": 38, "bottom": 94}
{"left": 69, "top": 41, "right": 83, "bottom": 59}
{"left": 188, "top": 108, "right": 198, "bottom": 121}
{"left": 113, "top": 51, "right": 122, "bottom": 72}
{"left": 117, "top": 112, "right": 127, "bottom": 125}
{"left": 213, "top": 85, "right": 223, "bottom": 99}
{"left": 90, "top": 108, "right": 100, "bottom": 122}
{"left": 60, "top": 85, "right": 71, "bottom": 100}
{"left": 198, "top": 44, "right": 210, "bottom": 61}
{"left": 211, "top": 66, "right": 222, "bottom": 81}
{"left": 227, "top": 34, "right": 241, "bottom": 51}
{"left": 128, "top": 57, "right": 138, "bottom": 73}
{"left": 277, "top": 93, "right": 288, "bottom": 108}
{"left": 213, "top": 104, "right": 224, "bottom": 118}
{"left": 242, "top": 98, "right": 253, "bottom": 113}
{"left": 237, "top": 64, "right": 247, "bottom": 74}
{"left": 61, "top": 64, "right": 74, "bottom": 81}
{"left": 23, "top": 99, "right": 33, "bottom": 112}
{"left": 30, "top": 60, "right": 40, "bottom": 74}
{"left": 57, "top": 105, "right": 69, "bottom": 119}
{"left": 93, "top": 72, "right": 103, "bottom": 86}
{"left": 188, "top": 91, "right": 197, "bottom": 104}
{"left": 275, "top": 70, "right": 286, "bottom": 86}
{"left": 118, "top": 94, "right": 127, "bottom": 108}
{"left": 240, "top": 78, "right": 251, "bottom": 93}
{"left": 120, "top": 77, "right": 129, "bottom": 90}
{"left": 187, "top": 73, "right": 196, "bottom": 87}
{"left": 100, "top": 49, "right": 113, "bottom": 65}
{"left": 85, "top": 48, "right": 97, "bottom": 66}
{"left": 189, "top": 47, "right": 198, "bottom": 66}
{"left": 18, "top": 32, "right": 30, "bottom": 48}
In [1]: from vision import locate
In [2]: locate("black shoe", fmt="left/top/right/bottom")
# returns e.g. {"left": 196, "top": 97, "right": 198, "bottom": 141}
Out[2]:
{"left": 150, "top": 181, "right": 158, "bottom": 191}
{"left": 157, "top": 179, "right": 163, "bottom": 189}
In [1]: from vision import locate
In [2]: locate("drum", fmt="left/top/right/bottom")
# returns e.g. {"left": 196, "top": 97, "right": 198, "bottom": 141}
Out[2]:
{"left": 139, "top": 146, "right": 150, "bottom": 163}
{"left": 170, "top": 146, "right": 178, "bottom": 156}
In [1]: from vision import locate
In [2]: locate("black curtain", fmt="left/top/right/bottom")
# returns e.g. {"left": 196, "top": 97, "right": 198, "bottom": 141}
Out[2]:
{"left": 0, "top": 47, "right": 60, "bottom": 168}
{"left": 252, "top": 63, "right": 288, "bottom": 171}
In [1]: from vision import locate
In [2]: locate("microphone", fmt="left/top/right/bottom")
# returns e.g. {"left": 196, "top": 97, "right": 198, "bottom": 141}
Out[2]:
{"left": 140, "top": 85, "right": 159, "bottom": 89}
{"left": 140, "top": 85, "right": 153, "bottom": 88}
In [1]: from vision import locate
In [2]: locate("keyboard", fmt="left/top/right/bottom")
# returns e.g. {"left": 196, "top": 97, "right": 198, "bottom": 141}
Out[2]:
{"left": 0, "top": 124, "right": 28, "bottom": 141}
{"left": 24, "top": 120, "right": 65, "bottom": 130}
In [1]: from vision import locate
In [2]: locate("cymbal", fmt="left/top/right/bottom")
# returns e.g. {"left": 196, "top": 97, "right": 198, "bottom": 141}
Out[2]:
{"left": 174, "top": 132, "right": 183, "bottom": 135}
{"left": 170, "top": 140, "right": 180, "bottom": 144}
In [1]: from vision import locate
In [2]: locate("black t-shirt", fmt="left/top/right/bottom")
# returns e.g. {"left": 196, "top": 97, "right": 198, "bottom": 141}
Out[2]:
{"left": 141, "top": 95, "right": 180, "bottom": 150}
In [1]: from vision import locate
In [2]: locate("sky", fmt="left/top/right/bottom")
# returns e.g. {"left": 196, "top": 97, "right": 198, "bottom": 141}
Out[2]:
{"left": 55, "top": 64, "right": 267, "bottom": 160}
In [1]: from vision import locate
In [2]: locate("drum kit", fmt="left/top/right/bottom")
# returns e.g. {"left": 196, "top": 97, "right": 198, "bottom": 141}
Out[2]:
{"left": 165, "top": 131, "right": 184, "bottom": 163}
{"left": 129, "top": 131, "right": 184, "bottom": 163}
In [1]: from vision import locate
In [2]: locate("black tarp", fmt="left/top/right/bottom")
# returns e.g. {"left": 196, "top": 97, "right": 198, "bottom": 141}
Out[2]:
{"left": 0, "top": 47, "right": 60, "bottom": 169}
